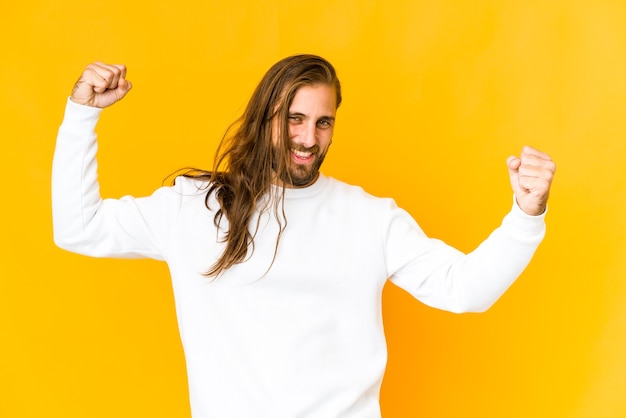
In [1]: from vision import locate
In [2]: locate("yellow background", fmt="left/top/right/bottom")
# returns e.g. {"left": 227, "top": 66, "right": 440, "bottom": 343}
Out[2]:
{"left": 2, "top": 1, "right": 625, "bottom": 417}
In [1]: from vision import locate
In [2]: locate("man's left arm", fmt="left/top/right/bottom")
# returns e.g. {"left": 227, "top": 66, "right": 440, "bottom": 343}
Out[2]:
{"left": 387, "top": 146, "right": 556, "bottom": 313}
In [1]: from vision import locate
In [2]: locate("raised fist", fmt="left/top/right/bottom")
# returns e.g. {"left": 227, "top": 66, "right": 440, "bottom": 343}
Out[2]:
{"left": 507, "top": 146, "right": 556, "bottom": 216}
{"left": 71, "top": 62, "right": 132, "bottom": 108}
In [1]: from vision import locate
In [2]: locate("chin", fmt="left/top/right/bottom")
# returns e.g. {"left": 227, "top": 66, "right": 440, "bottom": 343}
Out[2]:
{"left": 288, "top": 167, "right": 319, "bottom": 187}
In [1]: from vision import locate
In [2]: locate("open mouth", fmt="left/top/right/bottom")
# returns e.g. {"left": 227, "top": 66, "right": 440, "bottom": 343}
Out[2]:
{"left": 291, "top": 148, "right": 316, "bottom": 163}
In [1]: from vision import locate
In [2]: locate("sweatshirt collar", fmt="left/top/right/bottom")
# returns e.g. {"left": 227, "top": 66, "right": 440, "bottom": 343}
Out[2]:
{"left": 273, "top": 173, "right": 329, "bottom": 199}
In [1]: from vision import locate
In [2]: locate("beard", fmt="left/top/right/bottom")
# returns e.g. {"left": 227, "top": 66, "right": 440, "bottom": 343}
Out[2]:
{"left": 274, "top": 143, "right": 329, "bottom": 188}
{"left": 288, "top": 152, "right": 326, "bottom": 187}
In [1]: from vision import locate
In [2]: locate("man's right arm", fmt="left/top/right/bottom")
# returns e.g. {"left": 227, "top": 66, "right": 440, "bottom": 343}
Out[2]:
{"left": 52, "top": 63, "right": 173, "bottom": 260}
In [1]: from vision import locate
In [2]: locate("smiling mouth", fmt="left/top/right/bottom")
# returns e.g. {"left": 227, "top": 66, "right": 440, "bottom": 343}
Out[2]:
{"left": 291, "top": 148, "right": 315, "bottom": 162}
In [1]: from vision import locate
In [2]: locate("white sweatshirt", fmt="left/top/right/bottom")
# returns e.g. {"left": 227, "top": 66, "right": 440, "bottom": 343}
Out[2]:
{"left": 52, "top": 99, "right": 546, "bottom": 418}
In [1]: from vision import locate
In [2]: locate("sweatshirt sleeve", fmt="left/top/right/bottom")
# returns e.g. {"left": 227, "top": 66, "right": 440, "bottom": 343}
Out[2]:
{"left": 386, "top": 197, "right": 546, "bottom": 313}
{"left": 51, "top": 98, "right": 181, "bottom": 260}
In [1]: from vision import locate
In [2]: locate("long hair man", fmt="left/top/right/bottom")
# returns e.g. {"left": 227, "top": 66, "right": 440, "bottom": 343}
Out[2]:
{"left": 53, "top": 55, "right": 555, "bottom": 418}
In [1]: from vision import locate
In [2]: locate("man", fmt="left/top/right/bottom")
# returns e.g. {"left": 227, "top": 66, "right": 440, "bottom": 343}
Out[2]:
{"left": 52, "top": 55, "right": 555, "bottom": 417}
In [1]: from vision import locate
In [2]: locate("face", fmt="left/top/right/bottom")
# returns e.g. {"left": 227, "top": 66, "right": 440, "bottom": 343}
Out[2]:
{"left": 274, "top": 84, "right": 337, "bottom": 188}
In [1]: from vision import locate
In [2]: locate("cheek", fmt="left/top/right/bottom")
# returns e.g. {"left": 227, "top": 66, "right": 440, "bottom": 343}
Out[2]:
{"left": 287, "top": 125, "right": 300, "bottom": 140}
{"left": 321, "top": 131, "right": 333, "bottom": 148}
{"left": 273, "top": 122, "right": 293, "bottom": 145}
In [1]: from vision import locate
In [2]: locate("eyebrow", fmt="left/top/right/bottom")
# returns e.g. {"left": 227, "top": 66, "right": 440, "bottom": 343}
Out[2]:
{"left": 288, "top": 112, "right": 335, "bottom": 122}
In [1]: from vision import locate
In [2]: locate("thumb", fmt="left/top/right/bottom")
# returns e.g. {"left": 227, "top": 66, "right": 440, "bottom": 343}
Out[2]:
{"left": 506, "top": 155, "right": 523, "bottom": 195}
{"left": 116, "top": 78, "right": 133, "bottom": 98}
{"left": 506, "top": 155, "right": 520, "bottom": 175}
{"left": 90, "top": 76, "right": 132, "bottom": 108}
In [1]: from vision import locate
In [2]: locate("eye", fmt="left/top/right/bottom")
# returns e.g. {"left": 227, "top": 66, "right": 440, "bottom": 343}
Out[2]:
{"left": 317, "top": 119, "right": 333, "bottom": 128}
{"left": 288, "top": 115, "right": 303, "bottom": 124}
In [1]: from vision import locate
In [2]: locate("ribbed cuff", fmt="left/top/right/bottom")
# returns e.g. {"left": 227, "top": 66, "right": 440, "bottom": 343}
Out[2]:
{"left": 504, "top": 194, "right": 547, "bottom": 244}
{"left": 59, "top": 97, "right": 103, "bottom": 135}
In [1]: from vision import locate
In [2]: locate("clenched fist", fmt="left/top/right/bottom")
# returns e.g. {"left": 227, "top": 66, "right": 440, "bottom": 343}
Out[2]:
{"left": 507, "top": 146, "right": 556, "bottom": 216}
{"left": 71, "top": 62, "right": 132, "bottom": 108}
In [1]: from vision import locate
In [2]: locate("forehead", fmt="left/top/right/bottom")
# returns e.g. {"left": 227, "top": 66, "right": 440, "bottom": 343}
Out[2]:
{"left": 289, "top": 84, "right": 337, "bottom": 115}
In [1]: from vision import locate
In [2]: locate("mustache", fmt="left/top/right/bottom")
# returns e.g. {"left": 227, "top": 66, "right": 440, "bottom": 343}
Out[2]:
{"left": 290, "top": 143, "right": 320, "bottom": 154}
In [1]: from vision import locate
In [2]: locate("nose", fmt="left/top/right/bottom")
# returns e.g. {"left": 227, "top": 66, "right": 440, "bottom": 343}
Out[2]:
{"left": 296, "top": 122, "right": 317, "bottom": 148}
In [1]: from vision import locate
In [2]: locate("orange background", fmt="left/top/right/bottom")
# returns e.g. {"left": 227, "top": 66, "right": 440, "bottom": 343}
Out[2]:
{"left": 2, "top": 1, "right": 625, "bottom": 417}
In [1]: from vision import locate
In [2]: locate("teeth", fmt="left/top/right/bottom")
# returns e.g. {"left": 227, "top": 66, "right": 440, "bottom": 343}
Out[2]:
{"left": 292, "top": 149, "right": 313, "bottom": 157}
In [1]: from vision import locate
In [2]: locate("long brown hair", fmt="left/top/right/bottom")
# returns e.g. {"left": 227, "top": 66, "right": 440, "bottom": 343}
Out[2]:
{"left": 183, "top": 54, "right": 342, "bottom": 277}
